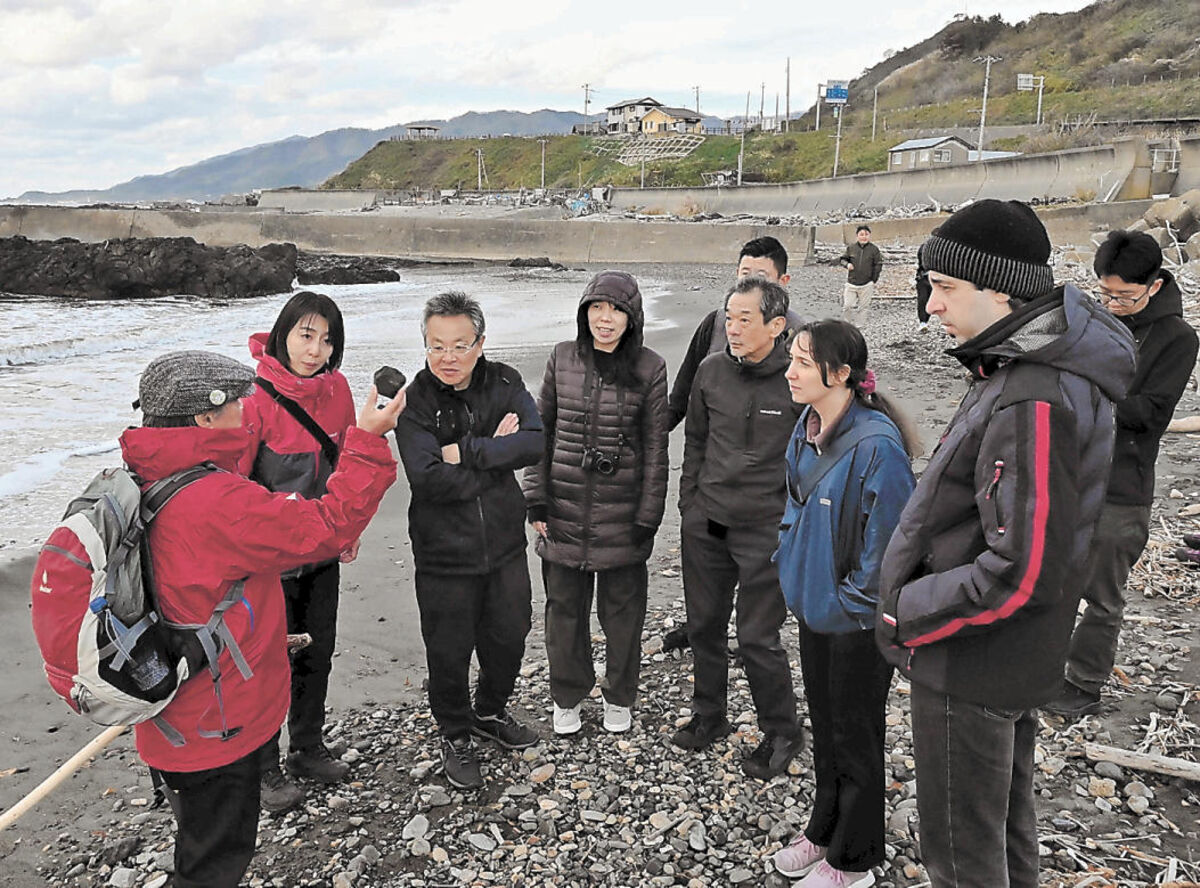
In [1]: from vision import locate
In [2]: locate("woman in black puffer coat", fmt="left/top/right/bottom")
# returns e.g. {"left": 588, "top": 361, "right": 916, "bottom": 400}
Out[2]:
{"left": 524, "top": 271, "right": 669, "bottom": 735}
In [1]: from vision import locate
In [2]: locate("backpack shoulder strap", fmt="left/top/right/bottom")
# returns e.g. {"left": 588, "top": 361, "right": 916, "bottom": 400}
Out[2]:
{"left": 141, "top": 463, "right": 220, "bottom": 523}
{"left": 255, "top": 377, "right": 340, "bottom": 469}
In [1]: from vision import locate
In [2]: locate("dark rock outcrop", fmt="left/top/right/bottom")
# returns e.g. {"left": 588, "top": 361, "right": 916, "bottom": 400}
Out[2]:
{"left": 296, "top": 253, "right": 401, "bottom": 285}
{"left": 0, "top": 235, "right": 297, "bottom": 298}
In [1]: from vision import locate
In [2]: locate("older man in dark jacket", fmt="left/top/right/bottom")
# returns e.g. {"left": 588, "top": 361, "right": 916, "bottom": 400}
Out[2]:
{"left": 1045, "top": 231, "right": 1198, "bottom": 716}
{"left": 877, "top": 201, "right": 1135, "bottom": 888}
{"left": 674, "top": 277, "right": 804, "bottom": 780}
{"left": 395, "top": 291, "right": 544, "bottom": 790}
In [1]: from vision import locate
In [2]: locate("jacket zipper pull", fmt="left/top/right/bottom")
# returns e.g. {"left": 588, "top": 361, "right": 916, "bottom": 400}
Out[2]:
{"left": 984, "top": 460, "right": 1004, "bottom": 500}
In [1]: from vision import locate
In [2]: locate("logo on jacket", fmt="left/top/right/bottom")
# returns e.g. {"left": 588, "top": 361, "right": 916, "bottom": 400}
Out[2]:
{"left": 759, "top": 409, "right": 782, "bottom": 416}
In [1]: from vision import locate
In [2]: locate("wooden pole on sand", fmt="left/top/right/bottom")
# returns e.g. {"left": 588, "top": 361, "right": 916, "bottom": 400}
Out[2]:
{"left": 0, "top": 724, "right": 127, "bottom": 831}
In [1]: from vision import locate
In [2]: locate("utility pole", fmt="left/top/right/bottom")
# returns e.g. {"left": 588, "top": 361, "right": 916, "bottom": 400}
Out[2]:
{"left": 759, "top": 82, "right": 765, "bottom": 127}
{"left": 476, "top": 149, "right": 485, "bottom": 190}
{"left": 974, "top": 55, "right": 1001, "bottom": 161}
{"left": 693, "top": 85, "right": 700, "bottom": 113}
{"left": 737, "top": 93, "right": 748, "bottom": 185}
{"left": 816, "top": 83, "right": 823, "bottom": 131}
{"left": 537, "top": 139, "right": 547, "bottom": 188}
{"left": 833, "top": 106, "right": 844, "bottom": 177}
{"left": 785, "top": 57, "right": 791, "bottom": 133}
{"left": 871, "top": 86, "right": 878, "bottom": 141}
{"left": 581, "top": 83, "right": 593, "bottom": 118}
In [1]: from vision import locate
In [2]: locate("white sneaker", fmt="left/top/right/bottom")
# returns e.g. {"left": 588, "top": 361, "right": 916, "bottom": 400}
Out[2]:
{"left": 602, "top": 701, "right": 632, "bottom": 733}
{"left": 552, "top": 703, "right": 581, "bottom": 735}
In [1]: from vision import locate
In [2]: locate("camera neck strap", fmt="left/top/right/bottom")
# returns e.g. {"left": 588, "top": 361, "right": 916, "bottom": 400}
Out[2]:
{"left": 583, "top": 371, "right": 627, "bottom": 451}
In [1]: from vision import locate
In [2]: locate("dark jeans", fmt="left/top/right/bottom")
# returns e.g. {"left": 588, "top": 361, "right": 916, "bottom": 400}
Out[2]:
{"left": 1065, "top": 501, "right": 1152, "bottom": 694}
{"left": 543, "top": 560, "right": 648, "bottom": 708}
{"left": 153, "top": 742, "right": 266, "bottom": 888}
{"left": 911, "top": 683, "right": 1039, "bottom": 888}
{"left": 798, "top": 623, "right": 893, "bottom": 871}
{"left": 415, "top": 557, "right": 533, "bottom": 738}
{"left": 680, "top": 506, "right": 798, "bottom": 737}
{"left": 283, "top": 560, "right": 340, "bottom": 751}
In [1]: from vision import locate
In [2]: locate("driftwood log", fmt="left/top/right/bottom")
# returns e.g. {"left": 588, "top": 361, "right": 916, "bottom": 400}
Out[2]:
{"left": 1084, "top": 742, "right": 1200, "bottom": 782}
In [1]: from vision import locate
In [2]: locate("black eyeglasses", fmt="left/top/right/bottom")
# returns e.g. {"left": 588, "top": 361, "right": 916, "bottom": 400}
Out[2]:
{"left": 1092, "top": 285, "right": 1150, "bottom": 307}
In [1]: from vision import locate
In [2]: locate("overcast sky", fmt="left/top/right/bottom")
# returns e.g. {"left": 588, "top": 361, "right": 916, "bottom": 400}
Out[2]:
{"left": 1, "top": 0, "right": 1093, "bottom": 198}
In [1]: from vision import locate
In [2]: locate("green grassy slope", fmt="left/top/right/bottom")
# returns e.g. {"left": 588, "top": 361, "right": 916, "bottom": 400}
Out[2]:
{"left": 324, "top": 0, "right": 1200, "bottom": 191}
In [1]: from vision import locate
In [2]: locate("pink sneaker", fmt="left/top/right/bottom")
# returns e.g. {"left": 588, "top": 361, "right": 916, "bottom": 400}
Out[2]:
{"left": 796, "top": 860, "right": 875, "bottom": 888}
{"left": 773, "top": 833, "right": 826, "bottom": 877}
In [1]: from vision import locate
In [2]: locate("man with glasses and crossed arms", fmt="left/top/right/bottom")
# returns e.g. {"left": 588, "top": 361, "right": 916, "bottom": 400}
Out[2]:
{"left": 1045, "top": 230, "right": 1198, "bottom": 716}
{"left": 395, "top": 291, "right": 545, "bottom": 788}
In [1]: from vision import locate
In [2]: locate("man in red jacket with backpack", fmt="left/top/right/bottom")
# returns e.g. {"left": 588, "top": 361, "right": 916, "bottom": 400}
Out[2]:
{"left": 119, "top": 351, "right": 400, "bottom": 887}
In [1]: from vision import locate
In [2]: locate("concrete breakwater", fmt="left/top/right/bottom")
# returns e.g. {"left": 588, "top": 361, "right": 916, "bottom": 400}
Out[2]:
{"left": 0, "top": 205, "right": 817, "bottom": 267}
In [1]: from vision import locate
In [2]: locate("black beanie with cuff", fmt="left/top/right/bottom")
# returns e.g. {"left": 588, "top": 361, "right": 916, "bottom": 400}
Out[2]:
{"left": 919, "top": 199, "right": 1054, "bottom": 302}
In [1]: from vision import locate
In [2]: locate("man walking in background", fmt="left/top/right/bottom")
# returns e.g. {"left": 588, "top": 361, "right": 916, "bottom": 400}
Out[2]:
{"left": 876, "top": 200, "right": 1134, "bottom": 888}
{"left": 674, "top": 277, "right": 804, "bottom": 780}
{"left": 839, "top": 225, "right": 883, "bottom": 326}
{"left": 1045, "top": 230, "right": 1198, "bottom": 717}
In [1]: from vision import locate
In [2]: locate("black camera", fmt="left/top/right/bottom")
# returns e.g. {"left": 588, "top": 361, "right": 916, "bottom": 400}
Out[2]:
{"left": 581, "top": 447, "right": 620, "bottom": 476}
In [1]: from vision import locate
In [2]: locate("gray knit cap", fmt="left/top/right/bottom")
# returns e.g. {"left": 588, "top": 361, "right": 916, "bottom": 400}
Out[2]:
{"left": 137, "top": 350, "right": 256, "bottom": 418}
{"left": 918, "top": 199, "right": 1055, "bottom": 302}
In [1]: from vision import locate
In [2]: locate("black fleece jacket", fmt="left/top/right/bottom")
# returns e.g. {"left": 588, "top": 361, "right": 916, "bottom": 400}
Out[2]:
{"left": 1106, "top": 270, "right": 1198, "bottom": 506}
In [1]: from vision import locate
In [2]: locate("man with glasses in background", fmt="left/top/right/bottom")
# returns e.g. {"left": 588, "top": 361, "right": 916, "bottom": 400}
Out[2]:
{"left": 395, "top": 291, "right": 545, "bottom": 788}
{"left": 1044, "top": 230, "right": 1197, "bottom": 717}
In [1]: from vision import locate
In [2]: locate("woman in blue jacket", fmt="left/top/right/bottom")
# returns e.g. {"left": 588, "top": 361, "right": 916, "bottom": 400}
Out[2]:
{"left": 771, "top": 320, "right": 918, "bottom": 888}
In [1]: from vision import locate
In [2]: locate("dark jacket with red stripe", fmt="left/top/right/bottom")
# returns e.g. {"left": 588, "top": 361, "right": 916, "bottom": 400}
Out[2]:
{"left": 876, "top": 284, "right": 1135, "bottom": 709}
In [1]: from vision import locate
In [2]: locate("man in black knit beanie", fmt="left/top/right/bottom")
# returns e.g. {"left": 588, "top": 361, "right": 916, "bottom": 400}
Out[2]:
{"left": 876, "top": 200, "right": 1136, "bottom": 888}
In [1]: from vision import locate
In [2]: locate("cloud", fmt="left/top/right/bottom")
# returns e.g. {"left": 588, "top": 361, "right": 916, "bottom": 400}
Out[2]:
{"left": 0, "top": 0, "right": 1094, "bottom": 197}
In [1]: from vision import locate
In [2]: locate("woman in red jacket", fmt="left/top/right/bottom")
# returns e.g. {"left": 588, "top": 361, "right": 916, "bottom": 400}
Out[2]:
{"left": 240, "top": 291, "right": 358, "bottom": 811}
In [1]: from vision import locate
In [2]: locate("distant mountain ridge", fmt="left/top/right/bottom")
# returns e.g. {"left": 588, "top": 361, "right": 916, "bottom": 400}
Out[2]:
{"left": 7, "top": 109, "right": 599, "bottom": 204}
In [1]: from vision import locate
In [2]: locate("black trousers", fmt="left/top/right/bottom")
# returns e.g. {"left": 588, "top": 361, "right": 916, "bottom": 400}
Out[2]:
{"left": 153, "top": 742, "right": 266, "bottom": 888}
{"left": 543, "top": 560, "right": 649, "bottom": 708}
{"left": 680, "top": 506, "right": 798, "bottom": 737}
{"left": 797, "top": 622, "right": 893, "bottom": 871}
{"left": 415, "top": 557, "right": 533, "bottom": 738}
{"left": 283, "top": 560, "right": 340, "bottom": 751}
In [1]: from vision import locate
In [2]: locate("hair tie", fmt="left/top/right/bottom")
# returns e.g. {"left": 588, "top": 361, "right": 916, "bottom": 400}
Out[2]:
{"left": 858, "top": 369, "right": 877, "bottom": 395}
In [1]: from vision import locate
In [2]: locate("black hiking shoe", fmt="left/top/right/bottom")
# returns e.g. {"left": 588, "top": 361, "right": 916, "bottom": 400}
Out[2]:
{"left": 743, "top": 730, "right": 806, "bottom": 780}
{"left": 472, "top": 709, "right": 539, "bottom": 750}
{"left": 440, "top": 734, "right": 483, "bottom": 789}
{"left": 1042, "top": 682, "right": 1102, "bottom": 718}
{"left": 287, "top": 743, "right": 350, "bottom": 783}
{"left": 671, "top": 713, "right": 733, "bottom": 750}
{"left": 260, "top": 766, "right": 304, "bottom": 813}
{"left": 662, "top": 626, "right": 691, "bottom": 653}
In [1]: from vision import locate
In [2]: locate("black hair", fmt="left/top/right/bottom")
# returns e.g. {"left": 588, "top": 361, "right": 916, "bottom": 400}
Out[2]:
{"left": 1093, "top": 230, "right": 1164, "bottom": 286}
{"left": 856, "top": 224, "right": 871, "bottom": 234}
{"left": 575, "top": 302, "right": 643, "bottom": 389}
{"left": 725, "top": 277, "right": 790, "bottom": 322}
{"left": 265, "top": 291, "right": 345, "bottom": 373}
{"left": 143, "top": 413, "right": 198, "bottom": 428}
{"left": 738, "top": 236, "right": 788, "bottom": 276}
{"left": 796, "top": 319, "right": 922, "bottom": 458}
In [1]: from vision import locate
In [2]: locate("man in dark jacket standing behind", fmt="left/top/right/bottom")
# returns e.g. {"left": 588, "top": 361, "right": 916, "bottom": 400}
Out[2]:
{"left": 1045, "top": 231, "right": 1198, "bottom": 716}
{"left": 839, "top": 225, "right": 883, "bottom": 325}
{"left": 674, "top": 277, "right": 804, "bottom": 780}
{"left": 395, "top": 291, "right": 544, "bottom": 790}
{"left": 876, "top": 200, "right": 1135, "bottom": 888}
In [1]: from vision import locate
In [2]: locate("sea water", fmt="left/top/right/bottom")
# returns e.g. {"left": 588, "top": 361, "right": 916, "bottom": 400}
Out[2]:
{"left": 0, "top": 265, "right": 671, "bottom": 553}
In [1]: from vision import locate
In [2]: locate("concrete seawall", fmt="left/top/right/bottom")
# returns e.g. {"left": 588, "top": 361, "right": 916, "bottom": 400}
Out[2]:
{"left": 0, "top": 206, "right": 816, "bottom": 267}
{"left": 610, "top": 141, "right": 1147, "bottom": 216}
